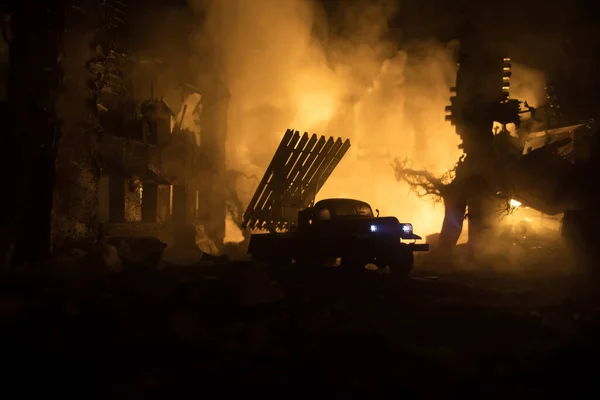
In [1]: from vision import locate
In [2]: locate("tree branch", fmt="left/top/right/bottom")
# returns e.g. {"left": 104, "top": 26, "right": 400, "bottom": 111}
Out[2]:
{"left": 391, "top": 158, "right": 448, "bottom": 201}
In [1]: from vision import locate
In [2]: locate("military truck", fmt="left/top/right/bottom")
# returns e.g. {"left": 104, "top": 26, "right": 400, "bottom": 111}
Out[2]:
{"left": 248, "top": 198, "right": 428, "bottom": 275}
{"left": 241, "top": 129, "right": 428, "bottom": 276}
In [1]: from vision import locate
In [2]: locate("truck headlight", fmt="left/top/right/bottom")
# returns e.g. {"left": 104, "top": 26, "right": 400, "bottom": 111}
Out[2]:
{"left": 370, "top": 225, "right": 378, "bottom": 232}
{"left": 401, "top": 224, "right": 413, "bottom": 233}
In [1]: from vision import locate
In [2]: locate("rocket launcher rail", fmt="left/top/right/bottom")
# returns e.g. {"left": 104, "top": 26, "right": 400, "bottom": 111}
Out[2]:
{"left": 242, "top": 129, "right": 351, "bottom": 232}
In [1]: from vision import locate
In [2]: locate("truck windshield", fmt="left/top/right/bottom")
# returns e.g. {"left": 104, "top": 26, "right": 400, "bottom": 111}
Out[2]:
{"left": 332, "top": 201, "right": 373, "bottom": 217}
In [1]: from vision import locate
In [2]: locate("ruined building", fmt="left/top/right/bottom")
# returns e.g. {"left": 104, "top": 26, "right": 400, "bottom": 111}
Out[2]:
{"left": 42, "top": 0, "right": 230, "bottom": 254}
{"left": 96, "top": 87, "right": 229, "bottom": 252}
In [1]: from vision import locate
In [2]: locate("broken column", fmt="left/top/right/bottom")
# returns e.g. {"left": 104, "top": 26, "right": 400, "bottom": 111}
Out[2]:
{"left": 141, "top": 182, "right": 158, "bottom": 223}
{"left": 109, "top": 176, "right": 126, "bottom": 223}
{"left": 189, "top": 186, "right": 199, "bottom": 220}
{"left": 157, "top": 185, "right": 171, "bottom": 223}
{"left": 172, "top": 185, "right": 188, "bottom": 223}
{"left": 141, "top": 98, "right": 172, "bottom": 146}
{"left": 198, "top": 77, "right": 230, "bottom": 249}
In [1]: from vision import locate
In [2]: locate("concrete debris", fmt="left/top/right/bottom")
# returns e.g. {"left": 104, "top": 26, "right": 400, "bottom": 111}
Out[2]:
{"left": 52, "top": 244, "right": 123, "bottom": 276}
{"left": 194, "top": 224, "right": 219, "bottom": 255}
{"left": 108, "top": 236, "right": 167, "bottom": 271}
{"left": 161, "top": 245, "right": 205, "bottom": 266}
{"left": 54, "top": 247, "right": 89, "bottom": 267}
{"left": 240, "top": 266, "right": 284, "bottom": 307}
{"left": 102, "top": 244, "right": 123, "bottom": 273}
{"left": 2, "top": 254, "right": 600, "bottom": 397}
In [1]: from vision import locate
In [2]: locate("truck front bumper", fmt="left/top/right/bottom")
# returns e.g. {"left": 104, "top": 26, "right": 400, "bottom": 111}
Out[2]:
{"left": 408, "top": 243, "right": 429, "bottom": 252}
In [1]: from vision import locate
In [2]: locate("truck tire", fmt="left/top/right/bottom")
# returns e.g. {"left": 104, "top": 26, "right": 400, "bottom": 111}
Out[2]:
{"left": 264, "top": 257, "right": 292, "bottom": 268}
{"left": 382, "top": 245, "right": 414, "bottom": 278}
{"left": 252, "top": 254, "right": 291, "bottom": 267}
{"left": 341, "top": 257, "right": 368, "bottom": 276}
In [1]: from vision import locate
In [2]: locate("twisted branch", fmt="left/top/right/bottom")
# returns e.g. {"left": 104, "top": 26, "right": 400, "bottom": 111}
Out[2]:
{"left": 391, "top": 156, "right": 463, "bottom": 202}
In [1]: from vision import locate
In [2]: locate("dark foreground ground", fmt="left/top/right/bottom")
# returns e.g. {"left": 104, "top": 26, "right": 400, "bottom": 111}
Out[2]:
{"left": 2, "top": 252, "right": 600, "bottom": 398}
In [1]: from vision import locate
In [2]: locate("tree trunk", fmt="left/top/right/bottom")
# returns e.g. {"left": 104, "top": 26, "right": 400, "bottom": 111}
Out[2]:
{"left": 2, "top": 1, "right": 65, "bottom": 265}
{"left": 463, "top": 173, "right": 497, "bottom": 261}
{"left": 437, "top": 184, "right": 467, "bottom": 256}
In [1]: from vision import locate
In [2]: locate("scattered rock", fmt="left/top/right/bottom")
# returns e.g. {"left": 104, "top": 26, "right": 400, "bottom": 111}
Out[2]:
{"left": 102, "top": 244, "right": 122, "bottom": 274}
{"left": 109, "top": 236, "right": 167, "bottom": 272}
{"left": 194, "top": 224, "right": 220, "bottom": 255}
{"left": 161, "top": 245, "right": 204, "bottom": 267}
{"left": 241, "top": 267, "right": 284, "bottom": 307}
{"left": 53, "top": 244, "right": 122, "bottom": 277}
{"left": 54, "top": 247, "right": 88, "bottom": 266}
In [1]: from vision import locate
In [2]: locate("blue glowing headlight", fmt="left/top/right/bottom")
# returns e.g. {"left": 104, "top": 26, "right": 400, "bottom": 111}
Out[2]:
{"left": 401, "top": 224, "right": 413, "bottom": 233}
{"left": 370, "top": 225, "right": 378, "bottom": 232}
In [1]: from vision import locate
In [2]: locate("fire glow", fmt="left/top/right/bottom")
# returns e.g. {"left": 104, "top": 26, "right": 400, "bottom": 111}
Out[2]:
{"left": 199, "top": 0, "right": 464, "bottom": 239}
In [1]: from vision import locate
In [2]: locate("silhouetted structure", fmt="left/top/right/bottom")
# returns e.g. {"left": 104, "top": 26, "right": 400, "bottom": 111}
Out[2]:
{"left": 444, "top": 24, "right": 521, "bottom": 259}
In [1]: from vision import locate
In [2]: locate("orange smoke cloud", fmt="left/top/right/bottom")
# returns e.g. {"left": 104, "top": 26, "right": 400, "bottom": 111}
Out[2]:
{"left": 192, "top": 0, "right": 463, "bottom": 239}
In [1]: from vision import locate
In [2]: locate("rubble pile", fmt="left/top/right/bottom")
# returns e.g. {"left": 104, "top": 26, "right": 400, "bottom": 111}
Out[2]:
{"left": 1, "top": 250, "right": 600, "bottom": 396}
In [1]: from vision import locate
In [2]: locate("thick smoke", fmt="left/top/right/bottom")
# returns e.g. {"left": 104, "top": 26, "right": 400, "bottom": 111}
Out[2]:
{"left": 190, "top": 0, "right": 463, "bottom": 239}
{"left": 510, "top": 62, "right": 547, "bottom": 108}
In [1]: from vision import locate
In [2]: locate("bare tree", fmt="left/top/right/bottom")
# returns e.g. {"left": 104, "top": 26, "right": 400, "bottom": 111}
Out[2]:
{"left": 392, "top": 156, "right": 467, "bottom": 254}
{"left": 392, "top": 157, "right": 461, "bottom": 201}
{"left": 393, "top": 152, "right": 526, "bottom": 256}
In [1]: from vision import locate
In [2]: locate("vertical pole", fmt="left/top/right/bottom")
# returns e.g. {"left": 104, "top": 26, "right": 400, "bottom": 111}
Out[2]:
{"left": 141, "top": 182, "right": 158, "bottom": 223}
{"left": 172, "top": 185, "right": 188, "bottom": 223}
{"left": 109, "top": 176, "right": 125, "bottom": 223}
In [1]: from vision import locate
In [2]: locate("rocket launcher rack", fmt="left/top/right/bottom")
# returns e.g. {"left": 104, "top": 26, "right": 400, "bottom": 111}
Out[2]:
{"left": 241, "top": 129, "right": 351, "bottom": 232}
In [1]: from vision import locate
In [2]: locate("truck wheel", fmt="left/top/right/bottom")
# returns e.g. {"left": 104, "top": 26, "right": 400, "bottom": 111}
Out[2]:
{"left": 253, "top": 255, "right": 290, "bottom": 268}
{"left": 263, "top": 257, "right": 292, "bottom": 282}
{"left": 383, "top": 246, "right": 414, "bottom": 278}
{"left": 341, "top": 258, "right": 368, "bottom": 274}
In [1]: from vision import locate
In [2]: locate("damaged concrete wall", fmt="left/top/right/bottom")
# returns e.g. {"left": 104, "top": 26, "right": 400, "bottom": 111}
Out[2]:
{"left": 151, "top": 88, "right": 229, "bottom": 251}
{"left": 53, "top": 4, "right": 103, "bottom": 249}
{"left": 49, "top": 1, "right": 230, "bottom": 255}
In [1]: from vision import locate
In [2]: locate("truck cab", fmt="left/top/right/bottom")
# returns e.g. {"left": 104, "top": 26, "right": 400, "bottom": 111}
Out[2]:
{"left": 297, "top": 199, "right": 423, "bottom": 242}
{"left": 249, "top": 198, "right": 429, "bottom": 277}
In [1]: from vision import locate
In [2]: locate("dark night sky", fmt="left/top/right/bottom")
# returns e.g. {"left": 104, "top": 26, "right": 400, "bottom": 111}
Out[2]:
{"left": 119, "top": 0, "right": 600, "bottom": 119}
{"left": 322, "top": 0, "right": 600, "bottom": 117}
{"left": 3, "top": 0, "right": 599, "bottom": 115}
{"left": 130, "top": 0, "right": 600, "bottom": 61}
